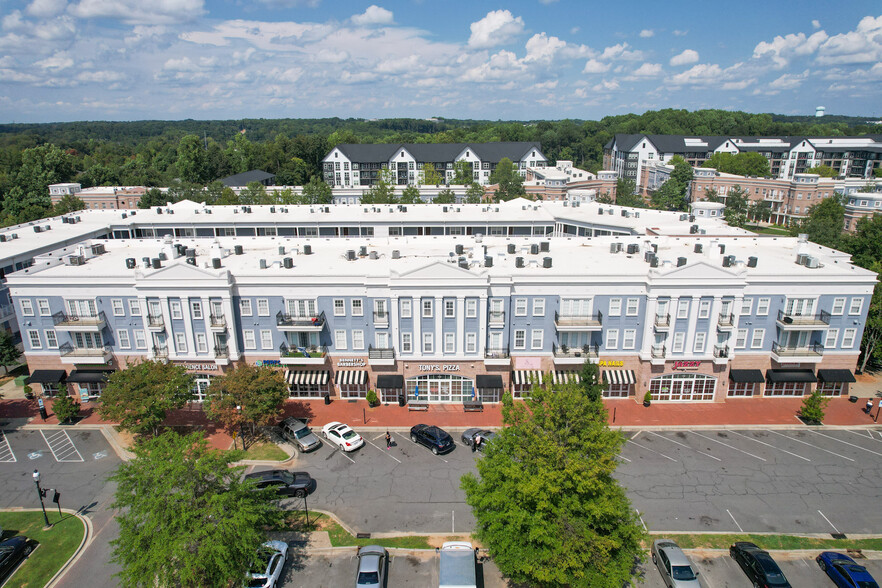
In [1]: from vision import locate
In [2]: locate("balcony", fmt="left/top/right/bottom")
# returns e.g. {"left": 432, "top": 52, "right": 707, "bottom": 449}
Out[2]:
{"left": 654, "top": 314, "right": 671, "bottom": 331}
{"left": 776, "top": 310, "right": 831, "bottom": 330}
{"left": 59, "top": 342, "right": 112, "bottom": 364}
{"left": 52, "top": 310, "right": 106, "bottom": 332}
{"left": 553, "top": 343, "right": 599, "bottom": 365}
{"left": 153, "top": 345, "right": 169, "bottom": 358}
{"left": 0, "top": 304, "right": 14, "bottom": 320}
{"left": 209, "top": 314, "right": 226, "bottom": 331}
{"left": 488, "top": 310, "right": 505, "bottom": 327}
{"left": 713, "top": 344, "right": 729, "bottom": 365}
{"left": 717, "top": 313, "right": 734, "bottom": 329}
{"left": 373, "top": 310, "right": 389, "bottom": 327}
{"left": 650, "top": 344, "right": 666, "bottom": 365}
{"left": 554, "top": 311, "right": 602, "bottom": 332}
{"left": 147, "top": 314, "right": 164, "bottom": 331}
{"left": 214, "top": 344, "right": 229, "bottom": 358}
{"left": 276, "top": 310, "right": 325, "bottom": 332}
{"left": 484, "top": 347, "right": 511, "bottom": 366}
{"left": 368, "top": 345, "right": 395, "bottom": 366}
{"left": 279, "top": 344, "right": 328, "bottom": 365}
{"left": 771, "top": 341, "right": 824, "bottom": 363}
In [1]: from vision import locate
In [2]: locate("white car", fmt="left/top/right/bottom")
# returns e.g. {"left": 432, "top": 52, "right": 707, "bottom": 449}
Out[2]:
{"left": 321, "top": 421, "right": 365, "bottom": 452}
{"left": 246, "top": 540, "right": 287, "bottom": 588}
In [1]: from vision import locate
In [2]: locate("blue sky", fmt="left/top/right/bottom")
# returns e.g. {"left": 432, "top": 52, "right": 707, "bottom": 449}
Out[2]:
{"left": 0, "top": 0, "right": 880, "bottom": 123}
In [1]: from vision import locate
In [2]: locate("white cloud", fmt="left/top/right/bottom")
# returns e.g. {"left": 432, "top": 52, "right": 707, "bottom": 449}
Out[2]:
{"left": 816, "top": 15, "right": 882, "bottom": 65}
{"left": 812, "top": 20, "right": 821, "bottom": 29}
{"left": 670, "top": 63, "right": 724, "bottom": 85}
{"left": 26, "top": 0, "right": 67, "bottom": 18}
{"left": 523, "top": 32, "right": 566, "bottom": 64}
{"left": 639, "top": 29, "right": 654, "bottom": 38}
{"left": 2, "top": 10, "right": 26, "bottom": 31}
{"left": 468, "top": 9, "right": 524, "bottom": 49}
{"left": 672, "top": 30, "right": 687, "bottom": 36}
{"left": 67, "top": 0, "right": 205, "bottom": 25}
{"left": 77, "top": 69, "right": 127, "bottom": 83}
{"left": 592, "top": 79, "right": 619, "bottom": 92}
{"left": 351, "top": 5, "right": 394, "bottom": 27}
{"left": 632, "top": 62, "right": 662, "bottom": 76}
{"left": 722, "top": 78, "right": 757, "bottom": 90}
{"left": 582, "top": 58, "right": 610, "bottom": 74}
{"left": 600, "top": 42, "right": 643, "bottom": 61}
{"left": 753, "top": 30, "right": 828, "bottom": 68}
{"left": 35, "top": 52, "right": 74, "bottom": 70}
{"left": 163, "top": 57, "right": 198, "bottom": 71}
{"left": 769, "top": 69, "right": 810, "bottom": 91}
{"left": 461, "top": 49, "right": 526, "bottom": 82}
{"left": 570, "top": 26, "right": 580, "bottom": 34}
{"left": 669, "top": 49, "right": 699, "bottom": 66}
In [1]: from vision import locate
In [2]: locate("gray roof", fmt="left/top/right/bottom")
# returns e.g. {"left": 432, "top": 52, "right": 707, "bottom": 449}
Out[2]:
{"left": 218, "top": 170, "right": 275, "bottom": 187}
{"left": 332, "top": 142, "right": 542, "bottom": 164}
{"left": 333, "top": 144, "right": 399, "bottom": 163}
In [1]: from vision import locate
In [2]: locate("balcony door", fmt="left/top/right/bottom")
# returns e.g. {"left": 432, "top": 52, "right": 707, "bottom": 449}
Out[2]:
{"left": 656, "top": 300, "right": 669, "bottom": 320}
{"left": 74, "top": 332, "right": 102, "bottom": 348}
{"left": 784, "top": 331, "right": 809, "bottom": 349}
{"left": 489, "top": 331, "right": 502, "bottom": 350}
{"left": 147, "top": 300, "right": 162, "bottom": 317}
{"left": 375, "top": 332, "right": 390, "bottom": 349}
{"left": 210, "top": 300, "right": 224, "bottom": 318}
{"left": 67, "top": 299, "right": 97, "bottom": 317}
{"left": 720, "top": 300, "right": 731, "bottom": 317}
{"left": 785, "top": 298, "right": 814, "bottom": 316}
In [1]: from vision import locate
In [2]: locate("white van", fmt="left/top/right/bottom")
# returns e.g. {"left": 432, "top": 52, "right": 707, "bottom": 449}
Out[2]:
{"left": 439, "top": 541, "right": 477, "bottom": 588}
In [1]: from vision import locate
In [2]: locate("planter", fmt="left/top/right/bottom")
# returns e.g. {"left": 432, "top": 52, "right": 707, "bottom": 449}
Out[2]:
{"left": 643, "top": 401, "right": 651, "bottom": 407}
{"left": 797, "top": 415, "right": 822, "bottom": 426}
{"left": 368, "top": 400, "right": 380, "bottom": 408}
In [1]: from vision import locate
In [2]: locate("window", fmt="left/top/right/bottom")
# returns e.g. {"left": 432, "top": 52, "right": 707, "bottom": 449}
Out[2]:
{"left": 20, "top": 299, "right": 33, "bottom": 316}
{"left": 608, "top": 298, "right": 622, "bottom": 316}
{"left": 422, "top": 299, "right": 433, "bottom": 318}
{"left": 35, "top": 299, "right": 50, "bottom": 316}
{"left": 118, "top": 329, "right": 131, "bottom": 349}
{"left": 698, "top": 300, "right": 711, "bottom": 319}
{"left": 842, "top": 328, "right": 857, "bottom": 348}
{"left": 533, "top": 298, "right": 546, "bottom": 317}
{"left": 190, "top": 301, "right": 203, "bottom": 319}
{"left": 531, "top": 329, "right": 543, "bottom": 349}
{"left": 445, "top": 300, "right": 455, "bottom": 318}
{"left": 334, "top": 299, "right": 345, "bottom": 316}
{"left": 260, "top": 330, "right": 273, "bottom": 349}
{"left": 824, "top": 328, "right": 839, "bottom": 348}
{"left": 334, "top": 330, "right": 347, "bottom": 350}
{"left": 28, "top": 330, "right": 40, "bottom": 348}
{"left": 735, "top": 328, "right": 748, "bottom": 348}
{"left": 129, "top": 299, "right": 141, "bottom": 316}
{"left": 466, "top": 332, "right": 477, "bottom": 353}
{"left": 400, "top": 298, "right": 412, "bottom": 318}
{"left": 196, "top": 333, "right": 208, "bottom": 353}
{"left": 257, "top": 299, "right": 269, "bottom": 316}
{"left": 677, "top": 299, "right": 689, "bottom": 319}
{"left": 111, "top": 299, "right": 125, "bottom": 316}
{"left": 606, "top": 329, "right": 619, "bottom": 349}
{"left": 515, "top": 298, "right": 527, "bottom": 316}
{"left": 756, "top": 298, "right": 770, "bottom": 316}
{"left": 175, "top": 332, "right": 187, "bottom": 352}
{"left": 423, "top": 333, "right": 434, "bottom": 353}
{"left": 134, "top": 330, "right": 147, "bottom": 349}
{"left": 849, "top": 298, "right": 863, "bottom": 315}
{"left": 751, "top": 328, "right": 765, "bottom": 348}
{"left": 243, "top": 330, "right": 256, "bottom": 350}
{"left": 626, "top": 298, "right": 639, "bottom": 316}
{"left": 351, "top": 299, "right": 363, "bottom": 316}
{"left": 623, "top": 329, "right": 636, "bottom": 349}
{"left": 46, "top": 330, "right": 57, "bottom": 349}
{"left": 170, "top": 300, "right": 182, "bottom": 320}
{"left": 240, "top": 299, "right": 252, "bottom": 316}
{"left": 694, "top": 332, "right": 706, "bottom": 353}
{"left": 466, "top": 299, "right": 477, "bottom": 318}
{"left": 672, "top": 332, "right": 685, "bottom": 352}
{"left": 514, "top": 329, "right": 526, "bottom": 349}
{"left": 352, "top": 330, "right": 364, "bottom": 350}
{"left": 741, "top": 297, "right": 753, "bottom": 315}
{"left": 832, "top": 297, "right": 846, "bottom": 315}
{"left": 444, "top": 332, "right": 455, "bottom": 353}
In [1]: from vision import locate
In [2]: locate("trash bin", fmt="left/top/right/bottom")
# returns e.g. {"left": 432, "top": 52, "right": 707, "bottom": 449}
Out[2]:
{"left": 398, "top": 395, "right": 406, "bottom": 407}
{"left": 849, "top": 395, "right": 859, "bottom": 403}
{"left": 323, "top": 394, "right": 331, "bottom": 405}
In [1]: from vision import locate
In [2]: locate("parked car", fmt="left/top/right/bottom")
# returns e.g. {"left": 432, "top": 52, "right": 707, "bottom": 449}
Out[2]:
{"left": 0, "top": 536, "right": 34, "bottom": 583}
{"left": 321, "top": 422, "right": 365, "bottom": 452}
{"left": 729, "top": 542, "right": 791, "bottom": 587}
{"left": 279, "top": 417, "right": 321, "bottom": 452}
{"left": 244, "top": 469, "right": 316, "bottom": 498}
{"left": 355, "top": 544, "right": 387, "bottom": 588}
{"left": 410, "top": 424, "right": 454, "bottom": 455}
{"left": 651, "top": 539, "right": 702, "bottom": 587}
{"left": 816, "top": 551, "right": 879, "bottom": 588}
{"left": 460, "top": 428, "right": 497, "bottom": 451}
{"left": 246, "top": 540, "right": 287, "bottom": 588}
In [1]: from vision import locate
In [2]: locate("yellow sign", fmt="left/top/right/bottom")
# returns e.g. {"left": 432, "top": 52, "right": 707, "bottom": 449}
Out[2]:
{"left": 598, "top": 360, "right": 625, "bottom": 367}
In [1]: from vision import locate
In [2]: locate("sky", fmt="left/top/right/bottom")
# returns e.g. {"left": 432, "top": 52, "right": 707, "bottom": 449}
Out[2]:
{"left": 0, "top": 0, "right": 880, "bottom": 123}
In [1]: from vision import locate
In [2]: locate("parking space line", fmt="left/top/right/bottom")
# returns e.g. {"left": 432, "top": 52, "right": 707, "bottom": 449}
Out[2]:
{"left": 0, "top": 431, "right": 15, "bottom": 462}
{"left": 616, "top": 453, "right": 632, "bottom": 462}
{"left": 626, "top": 439, "right": 677, "bottom": 462}
{"left": 727, "top": 430, "right": 811, "bottom": 462}
{"left": 40, "top": 429, "right": 84, "bottom": 462}
{"left": 688, "top": 430, "right": 766, "bottom": 461}
{"left": 364, "top": 439, "right": 402, "bottom": 463}
{"left": 727, "top": 509, "right": 744, "bottom": 532}
{"left": 335, "top": 448, "right": 355, "bottom": 463}
{"left": 645, "top": 431, "right": 722, "bottom": 461}
{"left": 807, "top": 430, "right": 882, "bottom": 457}
{"left": 848, "top": 429, "right": 882, "bottom": 443}
{"left": 766, "top": 430, "right": 855, "bottom": 462}
{"left": 636, "top": 509, "right": 647, "bottom": 531}
{"left": 818, "top": 510, "right": 841, "bottom": 534}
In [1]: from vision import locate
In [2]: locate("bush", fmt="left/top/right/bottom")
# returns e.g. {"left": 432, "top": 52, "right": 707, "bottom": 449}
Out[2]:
{"left": 799, "top": 390, "right": 829, "bottom": 423}
{"left": 53, "top": 394, "right": 80, "bottom": 424}
{"left": 643, "top": 391, "right": 652, "bottom": 405}
{"left": 366, "top": 389, "right": 378, "bottom": 405}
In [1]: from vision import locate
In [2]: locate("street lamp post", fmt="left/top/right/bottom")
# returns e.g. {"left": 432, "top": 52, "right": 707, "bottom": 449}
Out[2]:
{"left": 32, "top": 469, "right": 50, "bottom": 528}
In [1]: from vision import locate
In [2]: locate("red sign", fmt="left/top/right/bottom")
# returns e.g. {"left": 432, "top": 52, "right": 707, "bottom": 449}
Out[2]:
{"left": 673, "top": 360, "right": 701, "bottom": 370}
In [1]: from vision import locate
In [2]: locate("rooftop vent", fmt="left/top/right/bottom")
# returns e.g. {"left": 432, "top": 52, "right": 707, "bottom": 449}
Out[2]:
{"left": 626, "top": 244, "right": 639, "bottom": 254}
{"left": 689, "top": 225, "right": 699, "bottom": 234}
{"left": 234, "top": 245, "right": 243, "bottom": 255}
{"left": 530, "top": 244, "right": 539, "bottom": 255}
{"left": 507, "top": 244, "right": 516, "bottom": 254}
{"left": 359, "top": 246, "right": 367, "bottom": 257}
{"left": 259, "top": 259, "right": 267, "bottom": 269}
{"left": 91, "top": 243, "right": 106, "bottom": 255}
{"left": 391, "top": 250, "right": 400, "bottom": 259}
{"left": 484, "top": 255, "right": 493, "bottom": 267}
{"left": 346, "top": 250, "right": 356, "bottom": 261}
{"left": 540, "top": 241, "right": 549, "bottom": 252}
{"left": 806, "top": 256, "right": 820, "bottom": 269}
{"left": 125, "top": 258, "right": 136, "bottom": 269}
{"left": 610, "top": 242, "right": 623, "bottom": 254}
{"left": 303, "top": 245, "right": 312, "bottom": 255}
{"left": 455, "top": 244, "right": 464, "bottom": 254}
{"left": 747, "top": 256, "right": 757, "bottom": 268}
{"left": 796, "top": 253, "right": 808, "bottom": 265}
{"left": 677, "top": 257, "right": 687, "bottom": 267}
{"left": 212, "top": 258, "right": 221, "bottom": 269}
{"left": 152, "top": 258, "right": 161, "bottom": 269}
{"left": 283, "top": 257, "right": 293, "bottom": 269}
{"left": 543, "top": 257, "right": 552, "bottom": 268}
{"left": 650, "top": 256, "right": 659, "bottom": 268}
{"left": 515, "top": 257, "right": 525, "bottom": 268}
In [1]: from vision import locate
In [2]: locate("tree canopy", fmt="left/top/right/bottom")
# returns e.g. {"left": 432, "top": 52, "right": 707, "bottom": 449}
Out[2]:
{"left": 613, "top": 177, "right": 644, "bottom": 208}
{"left": 203, "top": 364, "right": 288, "bottom": 446}
{"left": 722, "top": 185, "right": 750, "bottom": 228}
{"left": 701, "top": 152, "right": 770, "bottom": 177}
{"left": 98, "top": 361, "right": 193, "bottom": 435}
{"left": 804, "top": 165, "right": 839, "bottom": 178}
{"left": 788, "top": 195, "right": 846, "bottom": 250}
{"left": 489, "top": 157, "right": 526, "bottom": 202}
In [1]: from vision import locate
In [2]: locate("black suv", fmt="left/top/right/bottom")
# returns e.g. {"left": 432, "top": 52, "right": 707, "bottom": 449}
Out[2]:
{"left": 244, "top": 469, "right": 316, "bottom": 498}
{"left": 729, "top": 542, "right": 791, "bottom": 588}
{"left": 410, "top": 424, "right": 455, "bottom": 455}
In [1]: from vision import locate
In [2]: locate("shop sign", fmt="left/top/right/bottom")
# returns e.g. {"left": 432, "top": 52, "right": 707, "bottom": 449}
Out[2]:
{"left": 175, "top": 362, "right": 218, "bottom": 372}
{"left": 598, "top": 360, "right": 624, "bottom": 367}
{"left": 255, "top": 360, "right": 282, "bottom": 367}
{"left": 418, "top": 364, "right": 461, "bottom": 372}
{"left": 673, "top": 360, "right": 701, "bottom": 370}
{"left": 338, "top": 358, "right": 367, "bottom": 367}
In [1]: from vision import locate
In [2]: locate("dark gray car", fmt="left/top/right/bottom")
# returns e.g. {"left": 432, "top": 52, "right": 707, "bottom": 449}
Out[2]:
{"left": 279, "top": 417, "right": 321, "bottom": 452}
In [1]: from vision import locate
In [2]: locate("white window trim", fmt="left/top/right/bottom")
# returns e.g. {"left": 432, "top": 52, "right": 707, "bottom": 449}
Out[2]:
{"left": 677, "top": 300, "right": 689, "bottom": 320}
{"left": 352, "top": 299, "right": 364, "bottom": 316}
{"left": 243, "top": 330, "right": 256, "bottom": 350}
{"left": 849, "top": 298, "right": 863, "bottom": 315}
{"left": 444, "top": 299, "right": 455, "bottom": 318}
{"left": 606, "top": 329, "right": 619, "bottom": 349}
{"left": 756, "top": 298, "right": 770, "bottom": 316}
{"left": 735, "top": 328, "right": 748, "bottom": 349}
{"left": 741, "top": 297, "right": 753, "bottom": 315}
{"left": 422, "top": 299, "right": 433, "bottom": 318}
{"left": 831, "top": 297, "right": 846, "bottom": 315}
{"left": 134, "top": 330, "right": 147, "bottom": 349}
{"left": 622, "top": 329, "right": 636, "bottom": 349}
{"left": 608, "top": 298, "right": 622, "bottom": 317}
{"left": 515, "top": 298, "right": 527, "bottom": 317}
{"left": 175, "top": 332, "right": 187, "bottom": 352}
{"left": 333, "top": 299, "right": 345, "bottom": 317}
{"left": 129, "top": 299, "right": 141, "bottom": 316}
{"left": 334, "top": 329, "right": 347, "bottom": 350}
{"left": 28, "top": 330, "right": 40, "bottom": 349}
{"left": 466, "top": 332, "right": 477, "bottom": 353}
{"left": 672, "top": 332, "right": 685, "bottom": 353}
{"left": 196, "top": 333, "right": 208, "bottom": 353}
{"left": 352, "top": 330, "right": 365, "bottom": 350}
{"left": 531, "top": 329, "right": 543, "bottom": 350}
{"left": 257, "top": 299, "right": 270, "bottom": 317}
{"left": 35, "top": 299, "right": 50, "bottom": 316}
{"left": 533, "top": 298, "right": 545, "bottom": 317}
{"left": 401, "top": 333, "right": 412, "bottom": 353}
{"left": 117, "top": 329, "right": 131, "bottom": 349}
{"left": 842, "top": 328, "right": 857, "bottom": 348}
{"left": 751, "top": 328, "right": 765, "bottom": 349}
{"left": 444, "top": 332, "right": 455, "bottom": 353}
{"left": 824, "top": 328, "right": 839, "bottom": 349}
{"left": 46, "top": 329, "right": 58, "bottom": 349}
{"left": 190, "top": 301, "right": 203, "bottom": 319}
{"left": 111, "top": 299, "right": 125, "bottom": 317}
{"left": 260, "top": 329, "right": 273, "bottom": 350}
{"left": 400, "top": 299, "right": 412, "bottom": 319}
{"left": 694, "top": 332, "right": 706, "bottom": 353}
{"left": 423, "top": 332, "right": 434, "bottom": 353}
{"left": 466, "top": 299, "right": 477, "bottom": 318}
{"left": 170, "top": 300, "right": 183, "bottom": 320}
{"left": 514, "top": 329, "right": 526, "bottom": 350}
{"left": 698, "top": 300, "right": 711, "bottom": 319}
{"left": 240, "top": 299, "right": 252, "bottom": 317}
{"left": 20, "top": 299, "right": 33, "bottom": 317}
{"left": 626, "top": 298, "right": 639, "bottom": 317}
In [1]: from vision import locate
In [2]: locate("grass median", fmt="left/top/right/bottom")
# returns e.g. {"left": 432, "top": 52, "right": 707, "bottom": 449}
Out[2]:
{"left": 0, "top": 511, "right": 86, "bottom": 588}
{"left": 650, "top": 533, "right": 882, "bottom": 551}
{"left": 282, "top": 511, "right": 433, "bottom": 549}
{"left": 240, "top": 441, "right": 289, "bottom": 461}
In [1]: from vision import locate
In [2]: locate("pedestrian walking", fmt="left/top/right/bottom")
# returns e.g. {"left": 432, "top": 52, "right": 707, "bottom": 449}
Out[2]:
{"left": 385, "top": 431, "right": 391, "bottom": 449}
{"left": 867, "top": 399, "right": 873, "bottom": 414}
{"left": 473, "top": 434, "right": 482, "bottom": 452}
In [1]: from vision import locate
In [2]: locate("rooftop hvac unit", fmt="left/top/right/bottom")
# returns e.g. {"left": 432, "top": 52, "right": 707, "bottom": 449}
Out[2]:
{"left": 186, "top": 248, "right": 196, "bottom": 258}
{"left": 125, "top": 258, "right": 136, "bottom": 269}
{"left": 515, "top": 257, "right": 525, "bottom": 268}
{"left": 694, "top": 244, "right": 703, "bottom": 253}
{"left": 346, "top": 250, "right": 356, "bottom": 261}
{"left": 0, "top": 235, "right": 5, "bottom": 243}
{"left": 747, "top": 256, "right": 758, "bottom": 268}
{"left": 689, "top": 225, "right": 699, "bottom": 234}
{"left": 719, "top": 244, "right": 726, "bottom": 254}
{"left": 166, "top": 209, "right": 174, "bottom": 215}
{"left": 621, "top": 209, "right": 628, "bottom": 217}
{"left": 530, "top": 244, "right": 539, "bottom": 255}
{"left": 458, "top": 260, "right": 469, "bottom": 269}
{"left": 722, "top": 256, "right": 732, "bottom": 268}
{"left": 186, "top": 257, "right": 196, "bottom": 266}
{"left": 455, "top": 244, "right": 464, "bottom": 254}
{"left": 680, "top": 214, "right": 689, "bottom": 221}
{"left": 279, "top": 246, "right": 286, "bottom": 255}
{"left": 598, "top": 208, "right": 604, "bottom": 215}
{"left": 33, "top": 226, "right": 41, "bottom": 233}
{"left": 259, "top": 259, "right": 267, "bottom": 269}
{"left": 626, "top": 244, "right": 639, "bottom": 254}
{"left": 204, "top": 209, "right": 211, "bottom": 214}
{"left": 152, "top": 258, "right": 161, "bottom": 269}
{"left": 75, "top": 216, "right": 81, "bottom": 222}
{"left": 484, "top": 255, "right": 493, "bottom": 267}
{"left": 91, "top": 244, "right": 106, "bottom": 255}
{"left": 650, "top": 256, "right": 659, "bottom": 268}
{"left": 796, "top": 253, "right": 808, "bottom": 265}
{"left": 142, "top": 256, "right": 151, "bottom": 268}
{"left": 610, "top": 242, "right": 623, "bottom": 253}
{"left": 303, "top": 245, "right": 312, "bottom": 255}
{"left": 212, "top": 258, "right": 221, "bottom": 269}
{"left": 156, "top": 208, "right": 162, "bottom": 214}
{"left": 283, "top": 257, "right": 293, "bottom": 269}
{"left": 507, "top": 244, "right": 516, "bottom": 254}
{"left": 652, "top": 243, "right": 658, "bottom": 252}
{"left": 158, "top": 252, "right": 167, "bottom": 261}
{"left": 359, "top": 246, "right": 368, "bottom": 257}
{"left": 540, "top": 241, "right": 549, "bottom": 252}
{"left": 270, "top": 207, "right": 275, "bottom": 213}
{"left": 689, "top": 215, "right": 695, "bottom": 222}
{"left": 677, "top": 257, "right": 687, "bottom": 267}
{"left": 369, "top": 251, "right": 378, "bottom": 260}
{"left": 806, "top": 256, "right": 820, "bottom": 269}
{"left": 543, "top": 257, "right": 552, "bottom": 268}
{"left": 234, "top": 245, "right": 243, "bottom": 255}
{"left": 443, "top": 207, "right": 448, "bottom": 213}
{"left": 644, "top": 250, "right": 654, "bottom": 262}
{"left": 392, "top": 250, "right": 400, "bottom": 259}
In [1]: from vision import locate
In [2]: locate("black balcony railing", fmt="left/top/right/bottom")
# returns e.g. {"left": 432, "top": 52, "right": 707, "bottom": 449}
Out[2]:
{"left": 654, "top": 314, "right": 671, "bottom": 328}
{"left": 214, "top": 345, "right": 229, "bottom": 358}
{"left": 373, "top": 310, "right": 389, "bottom": 323}
{"left": 554, "top": 311, "right": 602, "bottom": 327}
{"left": 209, "top": 314, "right": 226, "bottom": 327}
{"left": 484, "top": 347, "right": 510, "bottom": 359}
{"left": 772, "top": 341, "right": 824, "bottom": 357}
{"left": 368, "top": 345, "right": 395, "bottom": 359}
{"left": 147, "top": 314, "right": 164, "bottom": 328}
{"left": 280, "top": 344, "right": 326, "bottom": 358}
{"left": 553, "top": 343, "right": 599, "bottom": 358}
{"left": 651, "top": 344, "right": 666, "bottom": 358}
{"left": 777, "top": 309, "right": 831, "bottom": 326}
{"left": 276, "top": 310, "right": 326, "bottom": 328}
{"left": 488, "top": 310, "right": 505, "bottom": 323}
{"left": 60, "top": 342, "right": 110, "bottom": 357}
{"left": 153, "top": 345, "right": 169, "bottom": 358}
{"left": 52, "top": 310, "right": 106, "bottom": 327}
{"left": 718, "top": 313, "right": 734, "bottom": 326}
{"left": 713, "top": 344, "right": 729, "bottom": 358}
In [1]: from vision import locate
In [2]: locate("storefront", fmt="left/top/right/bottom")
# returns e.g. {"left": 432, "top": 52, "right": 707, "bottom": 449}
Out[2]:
{"left": 765, "top": 369, "right": 816, "bottom": 396}
{"left": 404, "top": 374, "right": 476, "bottom": 403}
{"left": 649, "top": 372, "right": 717, "bottom": 401}
{"left": 285, "top": 369, "right": 330, "bottom": 398}
{"left": 511, "top": 370, "right": 544, "bottom": 398}
{"left": 66, "top": 368, "right": 115, "bottom": 399}
{"left": 601, "top": 369, "right": 636, "bottom": 398}
{"left": 816, "top": 369, "right": 856, "bottom": 396}
{"left": 475, "top": 375, "right": 503, "bottom": 402}
{"left": 335, "top": 369, "right": 369, "bottom": 398}
{"left": 728, "top": 369, "right": 764, "bottom": 397}
{"left": 376, "top": 374, "right": 404, "bottom": 403}
{"left": 174, "top": 362, "right": 222, "bottom": 402}
{"left": 26, "top": 370, "right": 66, "bottom": 397}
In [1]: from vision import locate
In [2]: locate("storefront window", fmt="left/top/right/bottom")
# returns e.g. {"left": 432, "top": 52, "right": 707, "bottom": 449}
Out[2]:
{"left": 603, "top": 383, "right": 630, "bottom": 398}
{"left": 764, "top": 381, "right": 808, "bottom": 396}
{"left": 190, "top": 375, "right": 212, "bottom": 402}
{"left": 405, "top": 374, "right": 475, "bottom": 403}
{"left": 815, "top": 382, "right": 843, "bottom": 396}
{"left": 728, "top": 382, "right": 756, "bottom": 397}
{"left": 649, "top": 373, "right": 716, "bottom": 401}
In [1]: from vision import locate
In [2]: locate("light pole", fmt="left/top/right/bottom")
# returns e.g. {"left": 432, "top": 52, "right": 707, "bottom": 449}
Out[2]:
{"left": 32, "top": 469, "right": 50, "bottom": 528}
{"left": 236, "top": 405, "right": 245, "bottom": 450}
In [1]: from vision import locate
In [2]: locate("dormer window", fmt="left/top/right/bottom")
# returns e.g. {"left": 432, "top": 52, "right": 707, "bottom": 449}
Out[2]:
{"left": 401, "top": 151, "right": 405, "bottom": 157}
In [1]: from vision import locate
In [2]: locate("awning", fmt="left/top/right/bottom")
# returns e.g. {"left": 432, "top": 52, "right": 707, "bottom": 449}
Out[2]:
{"left": 376, "top": 374, "right": 404, "bottom": 389}
{"left": 26, "top": 370, "right": 67, "bottom": 385}
{"left": 476, "top": 375, "right": 503, "bottom": 388}
{"left": 334, "top": 370, "right": 367, "bottom": 386}
{"left": 512, "top": 370, "right": 543, "bottom": 386}
{"left": 66, "top": 369, "right": 114, "bottom": 383}
{"left": 766, "top": 369, "right": 817, "bottom": 383}
{"left": 729, "top": 369, "right": 765, "bottom": 383}
{"left": 553, "top": 370, "right": 581, "bottom": 385}
{"left": 286, "top": 370, "right": 329, "bottom": 386}
{"left": 602, "top": 369, "right": 636, "bottom": 385}
{"left": 817, "top": 369, "right": 857, "bottom": 383}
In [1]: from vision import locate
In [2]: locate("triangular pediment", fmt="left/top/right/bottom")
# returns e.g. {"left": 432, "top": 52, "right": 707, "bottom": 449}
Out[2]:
{"left": 396, "top": 260, "right": 482, "bottom": 279}
{"left": 139, "top": 261, "right": 226, "bottom": 281}
{"left": 655, "top": 259, "right": 738, "bottom": 280}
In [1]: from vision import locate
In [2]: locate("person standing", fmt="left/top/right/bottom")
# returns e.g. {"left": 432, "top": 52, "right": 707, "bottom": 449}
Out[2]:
{"left": 385, "top": 431, "right": 391, "bottom": 449}
{"left": 473, "top": 434, "right": 482, "bottom": 452}
{"left": 867, "top": 399, "right": 874, "bottom": 414}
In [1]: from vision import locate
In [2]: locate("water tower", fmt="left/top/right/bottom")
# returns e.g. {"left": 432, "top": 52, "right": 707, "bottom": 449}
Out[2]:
{"left": 815, "top": 106, "right": 826, "bottom": 118}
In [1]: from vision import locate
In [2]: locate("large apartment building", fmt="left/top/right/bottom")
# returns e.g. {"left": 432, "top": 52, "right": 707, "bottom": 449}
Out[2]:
{"left": 7, "top": 199, "right": 873, "bottom": 405}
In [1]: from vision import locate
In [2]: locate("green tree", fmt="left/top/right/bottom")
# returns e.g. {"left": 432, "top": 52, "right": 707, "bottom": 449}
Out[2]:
{"left": 723, "top": 185, "right": 750, "bottom": 228}
{"left": 858, "top": 182, "right": 879, "bottom": 193}
{"left": 224, "top": 133, "right": 255, "bottom": 175}
{"left": 669, "top": 155, "right": 694, "bottom": 190}
{"left": 451, "top": 160, "right": 472, "bottom": 185}
{"left": 421, "top": 163, "right": 443, "bottom": 185}
{"left": 110, "top": 432, "right": 283, "bottom": 588}
{"left": 433, "top": 189, "right": 456, "bottom": 204}
{"left": 875, "top": 168, "right": 882, "bottom": 179}
{"left": 650, "top": 180, "right": 686, "bottom": 211}
{"left": 614, "top": 177, "right": 644, "bottom": 207}
{"left": 98, "top": 361, "right": 193, "bottom": 436}
{"left": 399, "top": 185, "right": 422, "bottom": 204}
{"left": 465, "top": 182, "right": 485, "bottom": 204}
{"left": 798, "top": 390, "right": 830, "bottom": 423}
{"left": 490, "top": 157, "right": 526, "bottom": 202}
{"left": 789, "top": 195, "right": 845, "bottom": 250}
{"left": 748, "top": 199, "right": 772, "bottom": 223}
{"left": 300, "top": 176, "right": 332, "bottom": 204}
{"left": 461, "top": 365, "right": 645, "bottom": 587}
{"left": 702, "top": 152, "right": 770, "bottom": 177}
{"left": 239, "top": 181, "right": 269, "bottom": 205}
{"left": 175, "top": 134, "right": 210, "bottom": 184}
{"left": 805, "top": 165, "right": 838, "bottom": 178}
{"left": 203, "top": 364, "right": 288, "bottom": 447}
{"left": 704, "top": 188, "right": 720, "bottom": 202}
{"left": 361, "top": 169, "right": 398, "bottom": 204}
{"left": 50, "top": 194, "right": 85, "bottom": 216}
{"left": 596, "top": 192, "right": 614, "bottom": 204}
{"left": 53, "top": 394, "right": 80, "bottom": 424}
{"left": 138, "top": 187, "right": 167, "bottom": 209}
{"left": 0, "top": 330, "right": 21, "bottom": 376}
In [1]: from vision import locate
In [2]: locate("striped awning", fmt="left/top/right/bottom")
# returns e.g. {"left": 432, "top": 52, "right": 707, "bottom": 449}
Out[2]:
{"left": 512, "top": 370, "right": 544, "bottom": 386}
{"left": 553, "top": 370, "right": 581, "bottom": 385}
{"left": 334, "top": 370, "right": 367, "bottom": 386}
{"left": 602, "top": 369, "right": 636, "bottom": 385}
{"left": 286, "top": 370, "right": 330, "bottom": 386}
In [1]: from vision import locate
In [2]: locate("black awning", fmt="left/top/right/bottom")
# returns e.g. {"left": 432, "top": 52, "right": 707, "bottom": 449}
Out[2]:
{"left": 729, "top": 369, "right": 765, "bottom": 383}
{"left": 26, "top": 370, "right": 67, "bottom": 385}
{"left": 766, "top": 369, "right": 817, "bottom": 383}
{"left": 66, "top": 369, "right": 114, "bottom": 384}
{"left": 476, "top": 375, "right": 503, "bottom": 388}
{"left": 376, "top": 375, "right": 404, "bottom": 389}
{"left": 817, "top": 369, "right": 857, "bottom": 383}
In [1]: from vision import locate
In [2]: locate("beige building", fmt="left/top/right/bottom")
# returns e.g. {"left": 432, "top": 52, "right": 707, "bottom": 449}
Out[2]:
{"left": 49, "top": 183, "right": 146, "bottom": 210}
